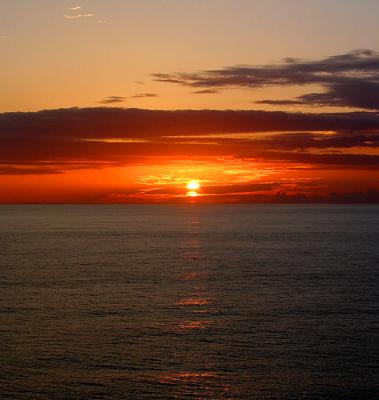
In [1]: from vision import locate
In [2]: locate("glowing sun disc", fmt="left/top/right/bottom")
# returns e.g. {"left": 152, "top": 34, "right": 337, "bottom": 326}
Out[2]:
{"left": 186, "top": 180, "right": 200, "bottom": 190}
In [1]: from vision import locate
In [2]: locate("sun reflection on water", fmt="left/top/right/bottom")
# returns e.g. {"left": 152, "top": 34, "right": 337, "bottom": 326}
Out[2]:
{"left": 187, "top": 190, "right": 198, "bottom": 197}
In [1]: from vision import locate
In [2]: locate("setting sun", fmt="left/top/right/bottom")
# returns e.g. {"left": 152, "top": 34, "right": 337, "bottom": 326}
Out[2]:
{"left": 186, "top": 180, "right": 200, "bottom": 190}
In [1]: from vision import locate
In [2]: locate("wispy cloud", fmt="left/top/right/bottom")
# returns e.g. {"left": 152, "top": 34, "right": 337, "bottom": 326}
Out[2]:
{"left": 64, "top": 13, "right": 95, "bottom": 19}
{"left": 99, "top": 94, "right": 158, "bottom": 103}
{"left": 192, "top": 89, "right": 219, "bottom": 95}
{"left": 65, "top": 4, "right": 107, "bottom": 24}
{"left": 130, "top": 93, "right": 158, "bottom": 99}
{"left": 99, "top": 96, "right": 126, "bottom": 104}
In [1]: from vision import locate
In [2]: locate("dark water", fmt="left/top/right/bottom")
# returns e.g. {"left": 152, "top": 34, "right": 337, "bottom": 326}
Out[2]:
{"left": 0, "top": 205, "right": 378, "bottom": 399}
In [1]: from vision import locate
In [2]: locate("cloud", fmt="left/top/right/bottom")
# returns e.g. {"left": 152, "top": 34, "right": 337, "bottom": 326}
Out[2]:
{"left": 99, "top": 96, "right": 126, "bottom": 104}
{"left": 192, "top": 89, "right": 219, "bottom": 95}
{"left": 0, "top": 107, "right": 379, "bottom": 174}
{"left": 64, "top": 13, "right": 95, "bottom": 19}
{"left": 130, "top": 93, "right": 158, "bottom": 99}
{"left": 227, "top": 131, "right": 379, "bottom": 151}
{"left": 99, "top": 94, "right": 157, "bottom": 103}
{"left": 153, "top": 49, "right": 379, "bottom": 110}
{"left": 258, "top": 80, "right": 379, "bottom": 110}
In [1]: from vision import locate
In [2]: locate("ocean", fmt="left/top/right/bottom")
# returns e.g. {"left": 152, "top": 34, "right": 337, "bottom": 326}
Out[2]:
{"left": 0, "top": 205, "right": 378, "bottom": 399}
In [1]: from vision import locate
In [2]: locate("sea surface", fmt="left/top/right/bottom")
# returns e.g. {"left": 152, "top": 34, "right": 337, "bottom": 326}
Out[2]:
{"left": 0, "top": 205, "right": 378, "bottom": 399}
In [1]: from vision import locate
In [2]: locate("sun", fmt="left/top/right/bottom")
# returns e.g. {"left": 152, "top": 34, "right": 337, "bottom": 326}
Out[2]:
{"left": 186, "top": 180, "right": 200, "bottom": 190}
{"left": 186, "top": 180, "right": 200, "bottom": 198}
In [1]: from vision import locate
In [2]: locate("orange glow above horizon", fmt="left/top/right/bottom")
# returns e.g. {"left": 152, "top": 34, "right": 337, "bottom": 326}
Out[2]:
{"left": 1, "top": 157, "right": 379, "bottom": 204}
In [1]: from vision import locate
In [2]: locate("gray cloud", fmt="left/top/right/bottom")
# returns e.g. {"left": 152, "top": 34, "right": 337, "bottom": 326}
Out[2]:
{"left": 192, "top": 89, "right": 219, "bottom": 95}
{"left": 100, "top": 94, "right": 158, "bottom": 103}
{"left": 153, "top": 50, "right": 379, "bottom": 110}
{"left": 99, "top": 96, "right": 126, "bottom": 104}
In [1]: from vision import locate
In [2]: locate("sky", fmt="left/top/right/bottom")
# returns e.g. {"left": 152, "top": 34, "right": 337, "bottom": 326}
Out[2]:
{"left": 1, "top": 0, "right": 379, "bottom": 203}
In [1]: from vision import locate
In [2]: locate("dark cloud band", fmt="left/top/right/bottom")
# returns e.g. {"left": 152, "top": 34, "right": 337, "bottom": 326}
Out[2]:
{"left": 1, "top": 107, "right": 379, "bottom": 174}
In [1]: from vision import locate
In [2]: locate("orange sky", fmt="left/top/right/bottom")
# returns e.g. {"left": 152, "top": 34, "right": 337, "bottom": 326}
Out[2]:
{"left": 1, "top": 1, "right": 379, "bottom": 203}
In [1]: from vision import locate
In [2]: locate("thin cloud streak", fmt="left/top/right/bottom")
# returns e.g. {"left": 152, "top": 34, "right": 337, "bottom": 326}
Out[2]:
{"left": 99, "top": 96, "right": 126, "bottom": 104}
{"left": 99, "top": 94, "right": 158, "bottom": 103}
{"left": 64, "top": 13, "right": 95, "bottom": 19}
{"left": 130, "top": 93, "right": 158, "bottom": 99}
